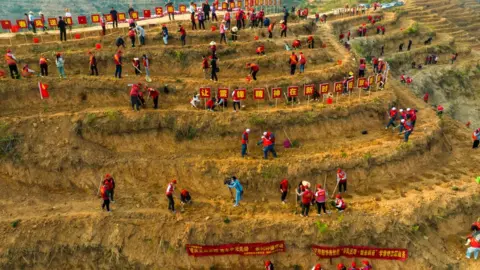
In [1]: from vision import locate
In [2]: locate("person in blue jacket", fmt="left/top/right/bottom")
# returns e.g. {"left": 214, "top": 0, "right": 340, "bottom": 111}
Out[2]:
{"left": 227, "top": 176, "right": 243, "bottom": 207}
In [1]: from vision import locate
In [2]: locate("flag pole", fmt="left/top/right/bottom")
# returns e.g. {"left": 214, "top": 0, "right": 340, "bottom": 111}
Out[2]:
{"left": 38, "top": 82, "right": 43, "bottom": 100}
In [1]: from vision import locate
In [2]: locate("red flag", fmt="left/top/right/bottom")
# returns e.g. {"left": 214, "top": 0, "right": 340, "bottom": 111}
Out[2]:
{"left": 38, "top": 82, "right": 49, "bottom": 99}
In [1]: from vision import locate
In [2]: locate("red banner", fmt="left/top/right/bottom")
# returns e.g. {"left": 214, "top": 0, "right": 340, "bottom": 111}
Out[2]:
{"left": 199, "top": 87, "right": 211, "bottom": 98}
{"left": 218, "top": 87, "right": 229, "bottom": 99}
{"left": 187, "top": 241, "right": 286, "bottom": 257}
{"left": 254, "top": 88, "right": 265, "bottom": 100}
{"left": 304, "top": 84, "right": 315, "bottom": 96}
{"left": 1, "top": 20, "right": 12, "bottom": 30}
{"left": 16, "top": 19, "right": 28, "bottom": 29}
{"left": 272, "top": 87, "right": 282, "bottom": 99}
{"left": 91, "top": 14, "right": 101, "bottom": 23}
{"left": 234, "top": 89, "right": 246, "bottom": 100}
{"left": 144, "top": 10, "right": 151, "bottom": 18}
{"left": 320, "top": 83, "right": 330, "bottom": 94}
{"left": 334, "top": 82, "right": 343, "bottom": 93}
{"left": 78, "top": 16, "right": 87, "bottom": 25}
{"left": 130, "top": 11, "right": 139, "bottom": 20}
{"left": 118, "top": 13, "right": 126, "bottom": 21}
{"left": 34, "top": 19, "right": 44, "bottom": 28}
{"left": 312, "top": 245, "right": 408, "bottom": 261}
{"left": 104, "top": 14, "right": 113, "bottom": 22}
{"left": 48, "top": 18, "right": 58, "bottom": 27}
{"left": 357, "top": 77, "right": 367, "bottom": 88}
{"left": 288, "top": 86, "right": 299, "bottom": 97}
{"left": 155, "top": 7, "right": 164, "bottom": 15}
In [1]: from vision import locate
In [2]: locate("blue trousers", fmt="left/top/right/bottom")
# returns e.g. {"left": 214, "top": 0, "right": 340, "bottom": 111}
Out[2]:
{"left": 398, "top": 124, "right": 404, "bottom": 134}
{"left": 131, "top": 96, "right": 140, "bottom": 111}
{"left": 241, "top": 144, "right": 247, "bottom": 157}
{"left": 163, "top": 35, "right": 168, "bottom": 45}
{"left": 115, "top": 65, "right": 122, "bottom": 78}
{"left": 404, "top": 130, "right": 412, "bottom": 142}
{"left": 263, "top": 145, "right": 277, "bottom": 159}
{"left": 386, "top": 118, "right": 396, "bottom": 128}
{"left": 140, "top": 36, "right": 145, "bottom": 45}
{"left": 234, "top": 190, "right": 243, "bottom": 206}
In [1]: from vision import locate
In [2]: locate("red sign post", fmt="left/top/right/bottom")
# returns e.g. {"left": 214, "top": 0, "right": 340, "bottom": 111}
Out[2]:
{"left": 200, "top": 87, "right": 211, "bottom": 110}
{"left": 155, "top": 7, "right": 164, "bottom": 16}
{"left": 143, "top": 10, "right": 151, "bottom": 18}
{"left": 91, "top": 14, "right": 101, "bottom": 23}
{"left": 254, "top": 88, "right": 265, "bottom": 111}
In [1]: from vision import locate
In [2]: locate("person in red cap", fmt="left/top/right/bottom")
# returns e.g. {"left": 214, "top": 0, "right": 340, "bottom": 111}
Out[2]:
{"left": 335, "top": 194, "right": 346, "bottom": 212}
{"left": 256, "top": 45, "right": 266, "bottom": 55}
{"left": 166, "top": 179, "right": 177, "bottom": 213}
{"left": 423, "top": 92, "right": 429, "bottom": 103}
{"left": 336, "top": 168, "right": 347, "bottom": 193}
{"left": 4, "top": 49, "right": 19, "bottom": 79}
{"left": 361, "top": 260, "right": 372, "bottom": 269}
{"left": 337, "top": 263, "right": 347, "bottom": 270}
{"left": 311, "top": 263, "right": 322, "bottom": 270}
{"left": 114, "top": 50, "right": 123, "bottom": 78}
{"left": 292, "top": 39, "right": 301, "bottom": 49}
{"left": 280, "top": 20, "right": 287, "bottom": 37}
{"left": 279, "top": 178, "right": 288, "bottom": 203}
{"left": 437, "top": 104, "right": 444, "bottom": 116}
{"left": 349, "top": 261, "right": 358, "bottom": 270}
{"left": 472, "top": 128, "right": 480, "bottom": 149}
{"left": 103, "top": 174, "right": 116, "bottom": 202}
{"left": 264, "top": 260, "right": 274, "bottom": 270}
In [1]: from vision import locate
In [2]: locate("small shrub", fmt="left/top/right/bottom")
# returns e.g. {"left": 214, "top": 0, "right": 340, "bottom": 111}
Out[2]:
{"left": 223, "top": 217, "right": 230, "bottom": 224}
{"left": 341, "top": 151, "right": 348, "bottom": 158}
{"left": 451, "top": 186, "right": 459, "bottom": 191}
{"left": 412, "top": 224, "right": 420, "bottom": 232}
{"left": 84, "top": 113, "right": 97, "bottom": 125}
{"left": 175, "top": 125, "right": 197, "bottom": 141}
{"left": 291, "top": 139, "right": 300, "bottom": 148}
{"left": 314, "top": 221, "right": 328, "bottom": 233}
{"left": 404, "top": 22, "right": 419, "bottom": 35}
{"left": 363, "top": 152, "right": 372, "bottom": 160}
{"left": 11, "top": 219, "right": 20, "bottom": 228}
{"left": 104, "top": 110, "right": 119, "bottom": 121}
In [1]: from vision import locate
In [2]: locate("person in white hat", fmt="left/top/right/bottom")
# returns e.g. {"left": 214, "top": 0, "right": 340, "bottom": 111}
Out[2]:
{"left": 241, "top": 128, "right": 250, "bottom": 157}
{"left": 231, "top": 26, "right": 238, "bottom": 42}
{"left": 386, "top": 107, "right": 398, "bottom": 129}
{"left": 28, "top": 11, "right": 36, "bottom": 33}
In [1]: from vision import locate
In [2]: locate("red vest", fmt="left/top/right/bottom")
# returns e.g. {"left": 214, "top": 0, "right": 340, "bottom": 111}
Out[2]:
{"left": 241, "top": 131, "right": 249, "bottom": 144}
{"left": 301, "top": 190, "right": 313, "bottom": 204}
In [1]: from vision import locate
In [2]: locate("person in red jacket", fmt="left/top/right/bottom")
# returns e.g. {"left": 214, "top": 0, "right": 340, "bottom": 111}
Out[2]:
{"left": 128, "top": 27, "right": 136, "bottom": 47}
{"left": 315, "top": 184, "right": 328, "bottom": 215}
{"left": 256, "top": 45, "right": 265, "bottom": 55}
{"left": 5, "top": 49, "right": 19, "bottom": 79}
{"left": 280, "top": 20, "right": 287, "bottom": 37}
{"left": 201, "top": 55, "right": 210, "bottom": 80}
{"left": 423, "top": 92, "right": 429, "bottom": 103}
{"left": 264, "top": 260, "right": 274, "bottom": 270}
{"left": 103, "top": 173, "right": 116, "bottom": 202}
{"left": 268, "top": 22, "right": 275, "bottom": 38}
{"left": 289, "top": 52, "right": 298, "bottom": 75}
{"left": 166, "top": 179, "right": 177, "bottom": 213}
{"left": 257, "top": 134, "right": 277, "bottom": 159}
{"left": 385, "top": 107, "right": 398, "bottom": 129}
{"left": 129, "top": 82, "right": 143, "bottom": 111}
{"left": 298, "top": 52, "right": 307, "bottom": 73}
{"left": 247, "top": 63, "right": 259, "bottom": 80}
{"left": 114, "top": 50, "right": 123, "bottom": 78}
{"left": 179, "top": 24, "right": 187, "bottom": 46}
{"left": 307, "top": 35, "right": 314, "bottom": 48}
{"left": 147, "top": 87, "right": 159, "bottom": 109}
{"left": 100, "top": 183, "right": 111, "bottom": 212}
{"left": 299, "top": 186, "right": 313, "bottom": 217}
{"left": 337, "top": 168, "right": 348, "bottom": 193}
{"left": 88, "top": 51, "right": 98, "bottom": 76}
{"left": 279, "top": 178, "right": 288, "bottom": 203}
{"left": 337, "top": 263, "right": 347, "bottom": 270}
{"left": 313, "top": 264, "right": 322, "bottom": 270}
{"left": 206, "top": 97, "right": 216, "bottom": 111}
{"left": 437, "top": 104, "right": 444, "bottom": 116}
{"left": 361, "top": 260, "right": 372, "bottom": 269}
{"left": 241, "top": 128, "right": 250, "bottom": 157}
{"left": 403, "top": 119, "right": 413, "bottom": 142}
{"left": 180, "top": 189, "right": 192, "bottom": 204}
{"left": 335, "top": 194, "right": 346, "bottom": 212}
{"left": 292, "top": 39, "right": 301, "bottom": 49}
{"left": 349, "top": 261, "right": 358, "bottom": 270}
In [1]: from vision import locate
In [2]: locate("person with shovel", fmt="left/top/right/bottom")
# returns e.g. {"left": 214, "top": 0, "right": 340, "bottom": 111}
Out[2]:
{"left": 142, "top": 54, "right": 150, "bottom": 80}
{"left": 227, "top": 176, "right": 243, "bottom": 207}
{"left": 258, "top": 134, "right": 277, "bottom": 159}
{"left": 132, "top": 57, "right": 141, "bottom": 76}
{"left": 100, "top": 183, "right": 111, "bottom": 212}
{"left": 103, "top": 174, "right": 116, "bottom": 202}
{"left": 128, "top": 27, "right": 136, "bottom": 47}
{"left": 129, "top": 82, "right": 143, "bottom": 111}
{"left": 147, "top": 87, "right": 159, "bottom": 109}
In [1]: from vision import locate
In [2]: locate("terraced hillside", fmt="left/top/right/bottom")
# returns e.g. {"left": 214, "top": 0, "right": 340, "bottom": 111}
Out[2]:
{"left": 0, "top": 1, "right": 479, "bottom": 270}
